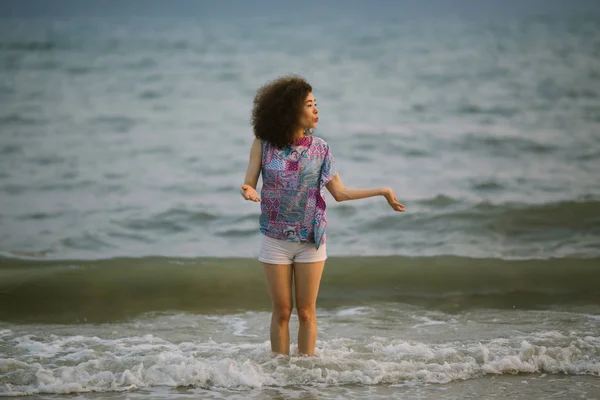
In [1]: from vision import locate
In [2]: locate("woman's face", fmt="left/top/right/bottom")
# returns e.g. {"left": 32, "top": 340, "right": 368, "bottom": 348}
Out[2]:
{"left": 299, "top": 92, "right": 319, "bottom": 130}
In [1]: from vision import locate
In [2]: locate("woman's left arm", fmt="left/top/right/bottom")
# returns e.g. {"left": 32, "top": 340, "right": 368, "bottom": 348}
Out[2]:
{"left": 326, "top": 173, "right": 405, "bottom": 212}
{"left": 241, "top": 138, "right": 262, "bottom": 202}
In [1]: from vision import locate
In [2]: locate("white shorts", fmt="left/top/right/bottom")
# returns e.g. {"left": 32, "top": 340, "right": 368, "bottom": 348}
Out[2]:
{"left": 258, "top": 234, "right": 327, "bottom": 265}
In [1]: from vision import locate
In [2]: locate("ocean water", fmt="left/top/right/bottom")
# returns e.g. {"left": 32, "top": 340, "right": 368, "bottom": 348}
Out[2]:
{"left": 1, "top": 12, "right": 600, "bottom": 399}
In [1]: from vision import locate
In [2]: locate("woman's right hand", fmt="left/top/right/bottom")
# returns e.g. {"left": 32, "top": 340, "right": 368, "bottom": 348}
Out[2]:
{"left": 383, "top": 188, "right": 405, "bottom": 212}
{"left": 241, "top": 184, "right": 260, "bottom": 202}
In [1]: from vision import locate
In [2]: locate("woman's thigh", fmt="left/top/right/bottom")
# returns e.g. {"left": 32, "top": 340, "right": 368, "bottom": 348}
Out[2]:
{"left": 293, "top": 261, "right": 325, "bottom": 309}
{"left": 263, "top": 263, "right": 293, "bottom": 309}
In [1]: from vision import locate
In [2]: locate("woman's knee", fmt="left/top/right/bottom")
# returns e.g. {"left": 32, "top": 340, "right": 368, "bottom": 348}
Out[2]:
{"left": 296, "top": 305, "right": 316, "bottom": 324}
{"left": 272, "top": 304, "right": 292, "bottom": 324}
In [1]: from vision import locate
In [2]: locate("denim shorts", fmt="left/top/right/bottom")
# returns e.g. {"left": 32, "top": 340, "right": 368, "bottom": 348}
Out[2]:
{"left": 258, "top": 234, "right": 327, "bottom": 265}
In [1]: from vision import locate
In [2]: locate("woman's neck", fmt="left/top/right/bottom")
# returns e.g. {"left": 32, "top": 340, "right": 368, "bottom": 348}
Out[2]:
{"left": 292, "top": 127, "right": 306, "bottom": 141}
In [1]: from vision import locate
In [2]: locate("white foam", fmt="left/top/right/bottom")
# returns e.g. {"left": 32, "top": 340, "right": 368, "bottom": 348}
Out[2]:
{"left": 479, "top": 339, "right": 600, "bottom": 376}
{"left": 411, "top": 316, "right": 448, "bottom": 328}
{"left": 206, "top": 315, "right": 258, "bottom": 337}
{"left": 1, "top": 331, "right": 599, "bottom": 396}
{"left": 367, "top": 340, "right": 437, "bottom": 359}
{"left": 334, "top": 307, "right": 374, "bottom": 317}
{"left": 0, "top": 329, "right": 12, "bottom": 340}
{"left": 531, "top": 330, "right": 568, "bottom": 340}
{"left": 582, "top": 313, "right": 600, "bottom": 322}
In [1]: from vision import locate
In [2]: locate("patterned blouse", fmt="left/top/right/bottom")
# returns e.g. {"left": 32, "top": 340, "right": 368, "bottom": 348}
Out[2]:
{"left": 259, "top": 135, "right": 337, "bottom": 249}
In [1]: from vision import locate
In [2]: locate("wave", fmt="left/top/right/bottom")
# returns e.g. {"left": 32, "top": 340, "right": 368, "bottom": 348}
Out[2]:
{"left": 116, "top": 208, "right": 219, "bottom": 235}
{"left": 458, "top": 104, "right": 520, "bottom": 118}
{"left": 1, "top": 326, "right": 598, "bottom": 396}
{"left": 2, "top": 197, "right": 598, "bottom": 261}
{"left": 1, "top": 255, "right": 598, "bottom": 323}
{"left": 460, "top": 134, "right": 558, "bottom": 155}
{"left": 0, "top": 113, "right": 44, "bottom": 126}
{"left": 472, "top": 198, "right": 600, "bottom": 233}
{"left": 374, "top": 197, "right": 600, "bottom": 236}
{"left": 0, "top": 41, "right": 57, "bottom": 51}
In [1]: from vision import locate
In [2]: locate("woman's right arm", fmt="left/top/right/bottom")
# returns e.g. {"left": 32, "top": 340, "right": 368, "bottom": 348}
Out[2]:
{"left": 325, "top": 173, "right": 405, "bottom": 212}
{"left": 240, "top": 138, "right": 262, "bottom": 202}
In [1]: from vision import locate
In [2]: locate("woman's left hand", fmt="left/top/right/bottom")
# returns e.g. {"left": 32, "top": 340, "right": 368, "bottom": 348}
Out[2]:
{"left": 383, "top": 188, "right": 405, "bottom": 212}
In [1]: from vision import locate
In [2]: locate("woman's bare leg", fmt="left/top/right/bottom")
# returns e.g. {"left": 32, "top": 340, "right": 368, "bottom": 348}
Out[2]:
{"left": 263, "top": 263, "right": 293, "bottom": 354}
{"left": 294, "top": 261, "right": 325, "bottom": 356}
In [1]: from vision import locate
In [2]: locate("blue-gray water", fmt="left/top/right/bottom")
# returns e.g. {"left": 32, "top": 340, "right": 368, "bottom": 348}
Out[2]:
{"left": 1, "top": 15, "right": 599, "bottom": 260}
{"left": 1, "top": 13, "right": 599, "bottom": 399}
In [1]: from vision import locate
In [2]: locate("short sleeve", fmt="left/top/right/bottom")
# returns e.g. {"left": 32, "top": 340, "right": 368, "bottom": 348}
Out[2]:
{"left": 320, "top": 144, "right": 337, "bottom": 187}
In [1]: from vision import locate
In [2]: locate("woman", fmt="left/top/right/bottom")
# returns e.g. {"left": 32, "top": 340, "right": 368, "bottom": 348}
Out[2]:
{"left": 241, "top": 75, "right": 405, "bottom": 356}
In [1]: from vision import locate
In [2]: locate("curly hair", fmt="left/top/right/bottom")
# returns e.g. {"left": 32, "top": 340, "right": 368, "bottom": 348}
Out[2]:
{"left": 251, "top": 75, "right": 313, "bottom": 149}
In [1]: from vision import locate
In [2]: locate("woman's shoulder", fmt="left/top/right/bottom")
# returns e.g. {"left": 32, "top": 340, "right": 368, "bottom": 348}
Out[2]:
{"left": 310, "top": 135, "right": 331, "bottom": 148}
{"left": 310, "top": 135, "right": 334, "bottom": 155}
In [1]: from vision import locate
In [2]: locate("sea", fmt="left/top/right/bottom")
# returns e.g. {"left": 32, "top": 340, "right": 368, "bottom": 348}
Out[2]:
{"left": 1, "top": 10, "right": 599, "bottom": 399}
